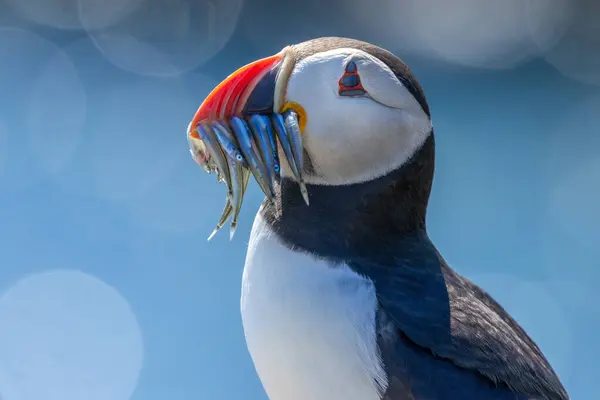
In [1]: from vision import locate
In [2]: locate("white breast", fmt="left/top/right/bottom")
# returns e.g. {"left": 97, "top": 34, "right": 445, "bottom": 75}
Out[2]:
{"left": 240, "top": 212, "right": 388, "bottom": 400}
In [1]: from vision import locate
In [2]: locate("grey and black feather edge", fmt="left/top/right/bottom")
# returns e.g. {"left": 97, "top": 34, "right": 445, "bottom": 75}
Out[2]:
{"left": 353, "top": 238, "right": 569, "bottom": 400}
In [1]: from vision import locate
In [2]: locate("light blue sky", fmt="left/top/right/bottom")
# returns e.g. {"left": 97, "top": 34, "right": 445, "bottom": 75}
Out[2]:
{"left": 0, "top": 2, "right": 599, "bottom": 399}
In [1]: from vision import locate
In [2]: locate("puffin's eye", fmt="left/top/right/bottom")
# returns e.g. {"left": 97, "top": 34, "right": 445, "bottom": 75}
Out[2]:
{"left": 338, "top": 60, "right": 367, "bottom": 97}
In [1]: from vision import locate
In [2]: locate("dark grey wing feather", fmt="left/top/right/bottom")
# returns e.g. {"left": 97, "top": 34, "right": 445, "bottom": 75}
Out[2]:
{"left": 349, "top": 240, "right": 569, "bottom": 400}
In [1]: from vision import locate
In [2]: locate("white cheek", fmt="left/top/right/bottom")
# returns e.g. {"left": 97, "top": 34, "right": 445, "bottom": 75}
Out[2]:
{"left": 305, "top": 99, "right": 400, "bottom": 183}
{"left": 309, "top": 104, "right": 432, "bottom": 186}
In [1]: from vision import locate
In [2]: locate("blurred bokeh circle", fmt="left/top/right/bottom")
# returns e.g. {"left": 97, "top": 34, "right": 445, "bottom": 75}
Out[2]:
{"left": 86, "top": 77, "right": 193, "bottom": 202}
{"left": 545, "top": 94, "right": 600, "bottom": 252}
{"left": 25, "top": 46, "right": 87, "bottom": 178}
{"left": 544, "top": 0, "right": 600, "bottom": 86}
{"left": 4, "top": 0, "right": 142, "bottom": 30}
{"left": 237, "top": 0, "right": 355, "bottom": 53}
{"left": 353, "top": 0, "right": 572, "bottom": 69}
{"left": 78, "top": 0, "right": 144, "bottom": 30}
{"left": 0, "top": 270, "right": 144, "bottom": 400}
{"left": 5, "top": 0, "right": 86, "bottom": 30}
{"left": 86, "top": 0, "right": 244, "bottom": 77}
{"left": 0, "top": 27, "right": 86, "bottom": 193}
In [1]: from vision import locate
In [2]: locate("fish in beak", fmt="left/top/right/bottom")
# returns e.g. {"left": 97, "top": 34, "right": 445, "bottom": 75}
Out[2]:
{"left": 187, "top": 50, "right": 309, "bottom": 240}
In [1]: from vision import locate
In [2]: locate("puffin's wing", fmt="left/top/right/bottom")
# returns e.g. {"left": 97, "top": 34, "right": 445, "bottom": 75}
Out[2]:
{"left": 350, "top": 251, "right": 569, "bottom": 400}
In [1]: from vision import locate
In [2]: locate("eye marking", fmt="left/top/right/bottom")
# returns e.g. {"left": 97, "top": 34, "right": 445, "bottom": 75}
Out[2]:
{"left": 338, "top": 60, "right": 367, "bottom": 97}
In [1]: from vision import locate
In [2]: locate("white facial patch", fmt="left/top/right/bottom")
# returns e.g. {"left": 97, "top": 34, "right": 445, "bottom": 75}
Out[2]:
{"left": 284, "top": 48, "right": 433, "bottom": 186}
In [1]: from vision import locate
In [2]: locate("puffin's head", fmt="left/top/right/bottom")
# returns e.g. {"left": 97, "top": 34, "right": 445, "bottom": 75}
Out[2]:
{"left": 189, "top": 37, "right": 433, "bottom": 188}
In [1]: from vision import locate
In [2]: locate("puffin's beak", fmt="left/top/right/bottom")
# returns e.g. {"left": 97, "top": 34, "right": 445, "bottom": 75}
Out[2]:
{"left": 187, "top": 50, "right": 308, "bottom": 240}
{"left": 190, "top": 53, "right": 283, "bottom": 125}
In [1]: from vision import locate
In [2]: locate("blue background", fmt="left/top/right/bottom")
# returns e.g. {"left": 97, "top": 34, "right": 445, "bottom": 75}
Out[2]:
{"left": 0, "top": 0, "right": 598, "bottom": 399}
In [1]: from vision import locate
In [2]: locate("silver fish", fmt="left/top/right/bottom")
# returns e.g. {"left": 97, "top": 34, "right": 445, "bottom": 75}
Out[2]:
{"left": 207, "top": 199, "right": 233, "bottom": 241}
{"left": 208, "top": 164, "right": 251, "bottom": 241}
{"left": 207, "top": 122, "right": 252, "bottom": 241}
{"left": 211, "top": 121, "right": 249, "bottom": 169}
{"left": 271, "top": 113, "right": 309, "bottom": 205}
{"left": 230, "top": 116, "right": 275, "bottom": 203}
{"left": 283, "top": 110, "right": 309, "bottom": 205}
{"left": 190, "top": 113, "right": 311, "bottom": 240}
{"left": 271, "top": 113, "right": 301, "bottom": 178}
{"left": 230, "top": 164, "right": 251, "bottom": 240}
{"left": 265, "top": 116, "right": 281, "bottom": 181}
{"left": 197, "top": 124, "right": 233, "bottom": 201}
{"left": 248, "top": 115, "right": 279, "bottom": 190}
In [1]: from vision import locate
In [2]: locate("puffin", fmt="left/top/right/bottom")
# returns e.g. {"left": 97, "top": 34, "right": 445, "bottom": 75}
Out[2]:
{"left": 188, "top": 37, "right": 570, "bottom": 400}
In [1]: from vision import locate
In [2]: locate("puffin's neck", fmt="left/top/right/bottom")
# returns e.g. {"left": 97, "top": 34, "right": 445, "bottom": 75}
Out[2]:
{"left": 260, "top": 134, "right": 435, "bottom": 261}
